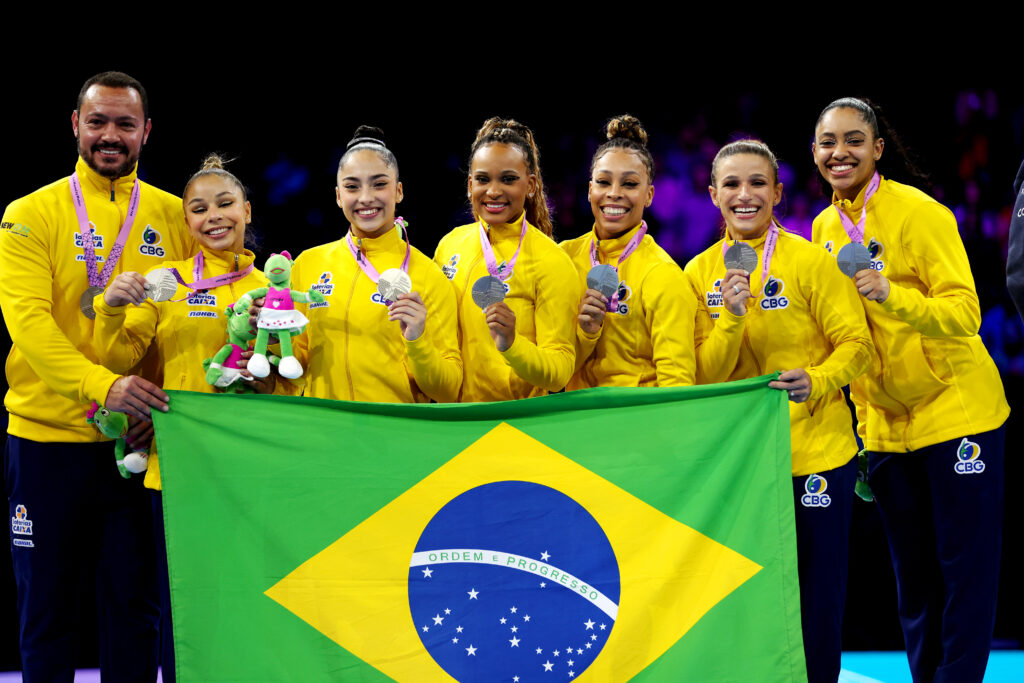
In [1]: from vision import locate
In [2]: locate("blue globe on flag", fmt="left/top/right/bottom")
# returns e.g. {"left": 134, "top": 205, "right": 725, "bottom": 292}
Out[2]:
{"left": 408, "top": 481, "right": 620, "bottom": 682}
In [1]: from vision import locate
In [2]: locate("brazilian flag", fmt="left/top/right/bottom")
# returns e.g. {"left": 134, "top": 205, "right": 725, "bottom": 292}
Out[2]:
{"left": 155, "top": 377, "right": 805, "bottom": 682}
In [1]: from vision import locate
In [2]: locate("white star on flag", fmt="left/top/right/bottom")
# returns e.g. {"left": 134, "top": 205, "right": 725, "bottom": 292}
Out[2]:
{"left": 510, "top": 606, "right": 518, "bottom": 613}
{"left": 510, "top": 636, "right": 520, "bottom": 647}
{"left": 421, "top": 567, "right": 432, "bottom": 578}
{"left": 524, "top": 615, "right": 531, "bottom": 622}
{"left": 466, "top": 645, "right": 477, "bottom": 656}
{"left": 467, "top": 588, "right": 479, "bottom": 600}
{"left": 432, "top": 614, "right": 444, "bottom": 626}
{"left": 585, "top": 619, "right": 595, "bottom": 630}
{"left": 500, "top": 617, "right": 507, "bottom": 624}
{"left": 540, "top": 551, "right": 550, "bottom": 561}
{"left": 543, "top": 661, "right": 553, "bottom": 672}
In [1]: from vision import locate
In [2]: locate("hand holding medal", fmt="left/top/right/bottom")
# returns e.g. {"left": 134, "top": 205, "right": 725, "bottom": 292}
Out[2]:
{"left": 722, "top": 242, "right": 758, "bottom": 316}
{"left": 577, "top": 289, "right": 608, "bottom": 335}
{"left": 103, "top": 272, "right": 150, "bottom": 308}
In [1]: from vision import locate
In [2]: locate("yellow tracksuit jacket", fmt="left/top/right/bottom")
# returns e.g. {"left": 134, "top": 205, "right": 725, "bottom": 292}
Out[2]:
{"left": 0, "top": 157, "right": 196, "bottom": 442}
{"left": 290, "top": 226, "right": 462, "bottom": 403}
{"left": 560, "top": 224, "right": 695, "bottom": 388}
{"left": 92, "top": 248, "right": 267, "bottom": 489}
{"left": 812, "top": 176, "right": 1009, "bottom": 452}
{"left": 434, "top": 213, "right": 576, "bottom": 402}
{"left": 685, "top": 228, "right": 874, "bottom": 476}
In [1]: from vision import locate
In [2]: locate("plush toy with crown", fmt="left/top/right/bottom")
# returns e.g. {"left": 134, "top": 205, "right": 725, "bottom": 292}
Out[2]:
{"left": 235, "top": 251, "right": 325, "bottom": 379}
{"left": 86, "top": 402, "right": 148, "bottom": 478}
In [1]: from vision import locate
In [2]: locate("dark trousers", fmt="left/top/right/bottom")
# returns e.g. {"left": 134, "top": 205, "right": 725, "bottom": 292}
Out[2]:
{"left": 793, "top": 456, "right": 857, "bottom": 683}
{"left": 153, "top": 490, "right": 175, "bottom": 682}
{"left": 4, "top": 435, "right": 160, "bottom": 683}
{"left": 868, "top": 425, "right": 1005, "bottom": 683}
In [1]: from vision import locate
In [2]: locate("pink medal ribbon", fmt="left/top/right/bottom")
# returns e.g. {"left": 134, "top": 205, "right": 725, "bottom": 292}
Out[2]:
{"left": 70, "top": 172, "right": 140, "bottom": 288}
{"left": 345, "top": 217, "right": 411, "bottom": 284}
{"left": 832, "top": 171, "right": 880, "bottom": 244}
{"left": 479, "top": 213, "right": 528, "bottom": 281}
{"left": 721, "top": 222, "right": 780, "bottom": 294}
{"left": 590, "top": 221, "right": 648, "bottom": 311}
{"left": 167, "top": 252, "right": 255, "bottom": 295}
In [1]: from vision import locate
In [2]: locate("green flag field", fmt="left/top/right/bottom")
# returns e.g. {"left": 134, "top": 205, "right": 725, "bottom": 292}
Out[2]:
{"left": 154, "top": 376, "right": 805, "bottom": 682}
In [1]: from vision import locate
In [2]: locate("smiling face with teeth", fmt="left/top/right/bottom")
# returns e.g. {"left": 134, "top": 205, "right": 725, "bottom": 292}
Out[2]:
{"left": 468, "top": 143, "right": 537, "bottom": 227}
{"left": 72, "top": 85, "right": 151, "bottom": 179}
{"left": 813, "top": 107, "right": 884, "bottom": 201}
{"left": 336, "top": 149, "right": 404, "bottom": 239}
{"left": 708, "top": 153, "right": 782, "bottom": 241}
{"left": 185, "top": 175, "right": 251, "bottom": 253}
{"left": 589, "top": 149, "right": 654, "bottom": 240}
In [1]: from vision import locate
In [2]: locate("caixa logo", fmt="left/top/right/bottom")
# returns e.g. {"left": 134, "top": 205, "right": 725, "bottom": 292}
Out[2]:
{"left": 760, "top": 276, "right": 789, "bottom": 311}
{"left": 801, "top": 474, "right": 831, "bottom": 508}
{"left": 138, "top": 225, "right": 165, "bottom": 257}
{"left": 954, "top": 438, "right": 985, "bottom": 474}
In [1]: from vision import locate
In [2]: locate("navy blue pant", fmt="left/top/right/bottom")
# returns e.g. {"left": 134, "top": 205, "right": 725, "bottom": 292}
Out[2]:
{"left": 868, "top": 426, "right": 1005, "bottom": 683}
{"left": 153, "top": 490, "right": 176, "bottom": 683}
{"left": 793, "top": 456, "right": 857, "bottom": 683}
{"left": 4, "top": 435, "right": 160, "bottom": 682}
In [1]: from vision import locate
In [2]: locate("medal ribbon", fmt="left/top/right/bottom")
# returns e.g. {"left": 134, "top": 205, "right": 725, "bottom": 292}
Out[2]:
{"left": 345, "top": 217, "right": 411, "bottom": 284}
{"left": 479, "top": 213, "right": 527, "bottom": 281}
{"left": 70, "top": 172, "right": 140, "bottom": 288}
{"left": 164, "top": 251, "right": 256, "bottom": 301}
{"left": 832, "top": 171, "right": 880, "bottom": 244}
{"left": 721, "top": 221, "right": 780, "bottom": 295}
{"left": 589, "top": 221, "right": 648, "bottom": 311}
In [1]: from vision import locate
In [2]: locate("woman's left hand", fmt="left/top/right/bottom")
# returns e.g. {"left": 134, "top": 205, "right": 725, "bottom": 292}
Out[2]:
{"left": 239, "top": 349, "right": 277, "bottom": 394}
{"left": 769, "top": 368, "right": 812, "bottom": 403}
{"left": 389, "top": 292, "right": 427, "bottom": 341}
{"left": 484, "top": 301, "right": 516, "bottom": 352}
{"left": 854, "top": 269, "right": 890, "bottom": 303}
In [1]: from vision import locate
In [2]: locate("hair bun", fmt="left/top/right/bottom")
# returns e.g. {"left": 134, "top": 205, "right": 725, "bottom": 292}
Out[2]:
{"left": 347, "top": 125, "right": 387, "bottom": 150}
{"left": 200, "top": 153, "right": 226, "bottom": 172}
{"left": 606, "top": 115, "right": 648, "bottom": 146}
{"left": 474, "top": 117, "right": 534, "bottom": 146}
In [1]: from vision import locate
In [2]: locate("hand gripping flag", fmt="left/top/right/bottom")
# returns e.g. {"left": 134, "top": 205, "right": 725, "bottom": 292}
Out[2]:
{"left": 155, "top": 376, "right": 805, "bottom": 681}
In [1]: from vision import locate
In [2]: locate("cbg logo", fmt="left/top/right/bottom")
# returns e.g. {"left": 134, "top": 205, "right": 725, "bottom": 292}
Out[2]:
{"left": 138, "top": 225, "right": 166, "bottom": 257}
{"left": 760, "top": 276, "right": 789, "bottom": 310}
{"left": 615, "top": 281, "right": 631, "bottom": 315}
{"left": 823, "top": 240, "right": 834, "bottom": 254}
{"left": 801, "top": 474, "right": 831, "bottom": 508}
{"left": 866, "top": 237, "right": 885, "bottom": 271}
{"left": 954, "top": 438, "right": 985, "bottom": 474}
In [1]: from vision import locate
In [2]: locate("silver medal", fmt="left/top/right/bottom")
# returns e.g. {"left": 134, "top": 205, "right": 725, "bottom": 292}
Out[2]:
{"left": 587, "top": 264, "right": 620, "bottom": 299}
{"left": 471, "top": 275, "right": 506, "bottom": 309}
{"left": 377, "top": 268, "right": 412, "bottom": 303}
{"left": 145, "top": 269, "right": 179, "bottom": 302}
{"left": 723, "top": 242, "right": 758, "bottom": 273}
{"left": 79, "top": 286, "right": 105, "bottom": 319}
{"left": 836, "top": 242, "right": 873, "bottom": 279}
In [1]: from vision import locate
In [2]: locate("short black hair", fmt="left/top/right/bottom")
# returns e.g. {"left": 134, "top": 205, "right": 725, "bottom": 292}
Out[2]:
{"left": 76, "top": 71, "right": 149, "bottom": 120}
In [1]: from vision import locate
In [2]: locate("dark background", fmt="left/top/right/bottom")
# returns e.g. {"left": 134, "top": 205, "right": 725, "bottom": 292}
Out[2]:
{"left": 0, "top": 57, "right": 1021, "bottom": 670}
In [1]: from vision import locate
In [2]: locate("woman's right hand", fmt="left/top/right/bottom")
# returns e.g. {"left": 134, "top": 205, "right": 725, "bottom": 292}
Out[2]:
{"left": 247, "top": 297, "right": 266, "bottom": 333}
{"left": 104, "top": 272, "right": 148, "bottom": 307}
{"left": 578, "top": 288, "right": 607, "bottom": 335}
{"left": 722, "top": 269, "right": 752, "bottom": 316}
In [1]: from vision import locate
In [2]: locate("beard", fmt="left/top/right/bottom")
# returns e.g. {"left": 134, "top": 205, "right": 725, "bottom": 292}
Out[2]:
{"left": 77, "top": 138, "right": 140, "bottom": 179}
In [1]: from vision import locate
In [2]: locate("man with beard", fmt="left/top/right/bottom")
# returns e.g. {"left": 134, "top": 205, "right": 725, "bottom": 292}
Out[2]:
{"left": 0, "top": 71, "right": 196, "bottom": 681}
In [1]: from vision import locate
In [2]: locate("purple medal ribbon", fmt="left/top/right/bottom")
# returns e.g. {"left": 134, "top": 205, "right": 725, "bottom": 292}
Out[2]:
{"left": 165, "top": 252, "right": 256, "bottom": 301}
{"left": 721, "top": 221, "right": 780, "bottom": 295}
{"left": 832, "top": 171, "right": 880, "bottom": 244}
{"left": 345, "top": 217, "right": 411, "bottom": 284}
{"left": 479, "top": 213, "right": 528, "bottom": 281}
{"left": 589, "top": 221, "right": 648, "bottom": 311}
{"left": 70, "top": 172, "right": 140, "bottom": 288}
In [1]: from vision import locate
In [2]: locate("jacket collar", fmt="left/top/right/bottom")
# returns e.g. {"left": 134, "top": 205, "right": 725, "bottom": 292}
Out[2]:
{"left": 591, "top": 222, "right": 644, "bottom": 261}
{"left": 75, "top": 156, "right": 139, "bottom": 199}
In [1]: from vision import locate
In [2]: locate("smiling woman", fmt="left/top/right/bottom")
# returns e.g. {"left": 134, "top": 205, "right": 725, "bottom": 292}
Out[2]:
{"left": 811, "top": 97, "right": 1010, "bottom": 683}
{"left": 685, "top": 138, "right": 874, "bottom": 683}
{"left": 284, "top": 125, "right": 462, "bottom": 403}
{"left": 433, "top": 117, "right": 577, "bottom": 401}
{"left": 559, "top": 115, "right": 695, "bottom": 389}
